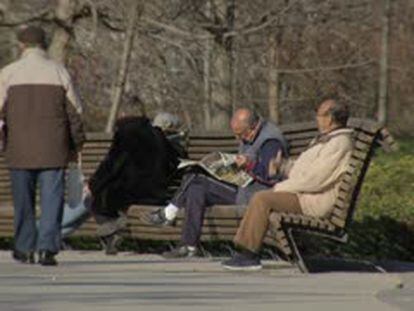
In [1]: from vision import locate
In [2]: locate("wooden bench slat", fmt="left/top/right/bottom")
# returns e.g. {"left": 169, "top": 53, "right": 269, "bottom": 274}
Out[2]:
{"left": 279, "top": 121, "right": 317, "bottom": 133}
{"left": 330, "top": 216, "right": 346, "bottom": 228}
{"left": 127, "top": 218, "right": 241, "bottom": 228}
{"left": 188, "top": 139, "right": 237, "bottom": 146}
{"left": 284, "top": 131, "right": 318, "bottom": 140}
{"left": 331, "top": 207, "right": 348, "bottom": 219}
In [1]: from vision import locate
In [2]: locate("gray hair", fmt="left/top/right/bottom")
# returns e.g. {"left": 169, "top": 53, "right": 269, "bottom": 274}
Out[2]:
{"left": 152, "top": 112, "right": 181, "bottom": 131}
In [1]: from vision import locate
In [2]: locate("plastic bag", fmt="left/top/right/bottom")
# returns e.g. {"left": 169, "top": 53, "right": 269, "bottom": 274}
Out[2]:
{"left": 67, "top": 158, "right": 84, "bottom": 209}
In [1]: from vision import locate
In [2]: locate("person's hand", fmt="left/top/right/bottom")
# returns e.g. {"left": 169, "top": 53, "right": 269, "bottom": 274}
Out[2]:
{"left": 83, "top": 183, "right": 91, "bottom": 198}
{"left": 235, "top": 154, "right": 248, "bottom": 168}
{"left": 268, "top": 150, "right": 283, "bottom": 177}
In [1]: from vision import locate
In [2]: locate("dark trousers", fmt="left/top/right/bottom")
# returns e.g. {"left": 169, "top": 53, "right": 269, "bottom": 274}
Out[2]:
{"left": 10, "top": 169, "right": 65, "bottom": 253}
{"left": 171, "top": 173, "right": 237, "bottom": 246}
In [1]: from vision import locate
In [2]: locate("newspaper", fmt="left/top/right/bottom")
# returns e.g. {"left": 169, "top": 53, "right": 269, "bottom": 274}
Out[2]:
{"left": 178, "top": 152, "right": 253, "bottom": 188}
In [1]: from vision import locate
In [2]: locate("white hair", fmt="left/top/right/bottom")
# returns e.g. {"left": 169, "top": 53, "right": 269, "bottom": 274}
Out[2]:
{"left": 152, "top": 112, "right": 181, "bottom": 131}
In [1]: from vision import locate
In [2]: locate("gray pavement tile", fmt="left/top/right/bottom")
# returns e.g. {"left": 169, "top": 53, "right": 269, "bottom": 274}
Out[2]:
{"left": 378, "top": 273, "right": 414, "bottom": 311}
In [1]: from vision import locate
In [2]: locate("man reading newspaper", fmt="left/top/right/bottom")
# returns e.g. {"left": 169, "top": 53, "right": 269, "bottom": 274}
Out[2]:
{"left": 145, "top": 108, "right": 288, "bottom": 258}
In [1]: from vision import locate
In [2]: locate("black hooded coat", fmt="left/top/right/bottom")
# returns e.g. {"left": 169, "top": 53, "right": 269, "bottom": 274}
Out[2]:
{"left": 88, "top": 116, "right": 183, "bottom": 219}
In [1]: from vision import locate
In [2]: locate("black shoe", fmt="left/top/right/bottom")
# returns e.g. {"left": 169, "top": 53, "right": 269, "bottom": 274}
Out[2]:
{"left": 100, "top": 233, "right": 123, "bottom": 255}
{"left": 38, "top": 250, "right": 58, "bottom": 266}
{"left": 12, "top": 250, "right": 35, "bottom": 264}
{"left": 162, "top": 245, "right": 199, "bottom": 259}
{"left": 143, "top": 209, "right": 175, "bottom": 227}
{"left": 222, "top": 252, "right": 262, "bottom": 271}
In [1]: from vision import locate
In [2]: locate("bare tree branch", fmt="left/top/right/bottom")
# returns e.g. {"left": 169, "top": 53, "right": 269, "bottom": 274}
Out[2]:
{"left": 0, "top": 8, "right": 53, "bottom": 27}
{"left": 82, "top": 0, "right": 98, "bottom": 40}
{"left": 147, "top": 33, "right": 200, "bottom": 78}
{"left": 141, "top": 0, "right": 300, "bottom": 40}
{"left": 106, "top": 1, "right": 142, "bottom": 133}
{"left": 256, "top": 59, "right": 375, "bottom": 74}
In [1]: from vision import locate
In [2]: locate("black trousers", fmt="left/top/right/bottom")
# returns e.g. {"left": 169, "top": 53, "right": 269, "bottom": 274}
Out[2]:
{"left": 171, "top": 173, "right": 237, "bottom": 246}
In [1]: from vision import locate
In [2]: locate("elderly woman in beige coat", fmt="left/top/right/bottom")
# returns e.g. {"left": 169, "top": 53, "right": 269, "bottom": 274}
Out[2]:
{"left": 222, "top": 98, "right": 353, "bottom": 271}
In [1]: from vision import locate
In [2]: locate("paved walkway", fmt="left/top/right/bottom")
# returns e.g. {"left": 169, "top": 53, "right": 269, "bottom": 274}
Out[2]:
{"left": 0, "top": 251, "right": 411, "bottom": 311}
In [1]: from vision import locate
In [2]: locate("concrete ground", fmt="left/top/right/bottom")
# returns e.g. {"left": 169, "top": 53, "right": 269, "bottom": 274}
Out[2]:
{"left": 0, "top": 250, "right": 412, "bottom": 311}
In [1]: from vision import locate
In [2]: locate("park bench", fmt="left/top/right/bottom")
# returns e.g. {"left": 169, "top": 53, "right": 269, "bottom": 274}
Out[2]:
{"left": 0, "top": 118, "right": 396, "bottom": 272}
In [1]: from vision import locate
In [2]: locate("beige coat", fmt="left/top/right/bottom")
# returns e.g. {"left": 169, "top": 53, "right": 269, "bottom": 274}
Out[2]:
{"left": 0, "top": 48, "right": 84, "bottom": 168}
{"left": 274, "top": 128, "right": 354, "bottom": 217}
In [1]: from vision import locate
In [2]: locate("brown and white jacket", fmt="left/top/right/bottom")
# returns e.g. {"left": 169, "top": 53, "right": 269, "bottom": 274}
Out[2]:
{"left": 274, "top": 128, "right": 354, "bottom": 217}
{"left": 0, "top": 48, "right": 85, "bottom": 169}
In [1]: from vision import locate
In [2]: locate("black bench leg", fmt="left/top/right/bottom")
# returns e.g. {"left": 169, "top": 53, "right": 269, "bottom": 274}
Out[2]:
{"left": 286, "top": 228, "right": 309, "bottom": 273}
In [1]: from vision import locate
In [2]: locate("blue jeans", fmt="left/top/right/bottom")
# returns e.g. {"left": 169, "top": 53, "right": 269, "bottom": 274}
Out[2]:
{"left": 10, "top": 169, "right": 64, "bottom": 253}
{"left": 61, "top": 195, "right": 91, "bottom": 238}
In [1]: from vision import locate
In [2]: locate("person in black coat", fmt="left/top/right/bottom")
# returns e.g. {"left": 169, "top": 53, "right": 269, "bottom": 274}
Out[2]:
{"left": 88, "top": 116, "right": 184, "bottom": 253}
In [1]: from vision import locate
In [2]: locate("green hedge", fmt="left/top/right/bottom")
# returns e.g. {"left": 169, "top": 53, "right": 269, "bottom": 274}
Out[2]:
{"left": 356, "top": 138, "right": 414, "bottom": 221}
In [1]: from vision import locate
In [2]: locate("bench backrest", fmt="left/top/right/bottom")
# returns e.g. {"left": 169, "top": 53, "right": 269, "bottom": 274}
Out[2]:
{"left": 0, "top": 118, "right": 391, "bottom": 222}
{"left": 329, "top": 119, "right": 392, "bottom": 230}
{"left": 0, "top": 156, "right": 10, "bottom": 202}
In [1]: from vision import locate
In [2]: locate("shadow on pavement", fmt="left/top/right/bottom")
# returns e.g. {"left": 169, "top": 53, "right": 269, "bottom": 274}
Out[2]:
{"left": 374, "top": 260, "right": 414, "bottom": 273}
{"left": 304, "top": 257, "right": 414, "bottom": 273}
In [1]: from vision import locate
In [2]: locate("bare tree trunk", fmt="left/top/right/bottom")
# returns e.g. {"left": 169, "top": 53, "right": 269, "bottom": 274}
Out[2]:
{"left": 203, "top": 0, "right": 212, "bottom": 130}
{"left": 182, "top": 108, "right": 192, "bottom": 130}
{"left": 209, "top": 0, "right": 234, "bottom": 130}
{"left": 230, "top": 40, "right": 237, "bottom": 114}
{"left": 267, "top": 33, "right": 280, "bottom": 123}
{"left": 210, "top": 45, "right": 231, "bottom": 130}
{"left": 228, "top": 0, "right": 237, "bottom": 114}
{"left": 378, "top": 0, "right": 390, "bottom": 125}
{"left": 105, "top": 2, "right": 142, "bottom": 133}
{"left": 48, "top": 0, "right": 78, "bottom": 63}
{"left": 0, "top": 0, "right": 14, "bottom": 63}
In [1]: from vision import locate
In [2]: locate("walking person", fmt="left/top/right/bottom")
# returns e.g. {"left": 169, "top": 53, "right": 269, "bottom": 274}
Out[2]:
{"left": 0, "top": 26, "right": 85, "bottom": 265}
